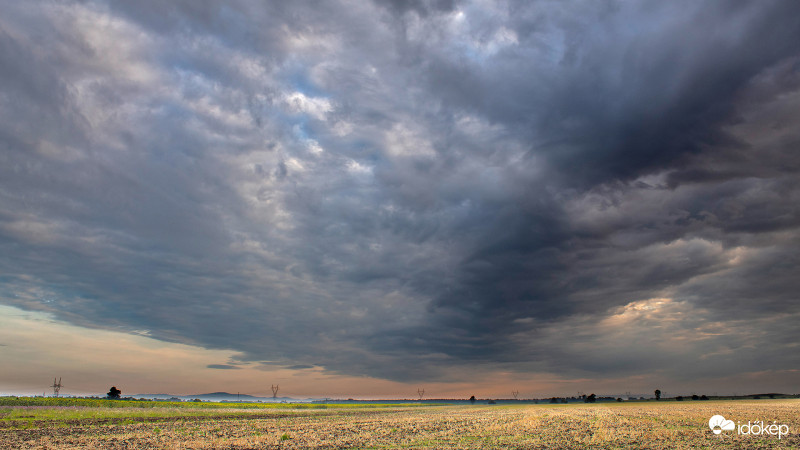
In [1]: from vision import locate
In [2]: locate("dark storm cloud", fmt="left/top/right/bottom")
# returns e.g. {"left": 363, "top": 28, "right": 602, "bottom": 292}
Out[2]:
{"left": 1, "top": 0, "right": 799, "bottom": 388}
{"left": 420, "top": 0, "right": 800, "bottom": 185}
{"left": 207, "top": 364, "right": 241, "bottom": 370}
{"left": 377, "top": 0, "right": 457, "bottom": 17}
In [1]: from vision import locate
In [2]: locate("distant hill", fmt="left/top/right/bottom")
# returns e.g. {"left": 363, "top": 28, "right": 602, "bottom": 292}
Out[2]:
{"left": 131, "top": 392, "right": 297, "bottom": 402}
{"left": 193, "top": 392, "right": 259, "bottom": 399}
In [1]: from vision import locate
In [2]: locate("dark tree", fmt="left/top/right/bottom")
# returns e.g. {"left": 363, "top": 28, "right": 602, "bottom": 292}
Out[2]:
{"left": 549, "top": 397, "right": 559, "bottom": 403}
{"left": 469, "top": 395, "right": 476, "bottom": 404}
{"left": 676, "top": 396, "right": 684, "bottom": 401}
{"left": 654, "top": 389, "right": 661, "bottom": 401}
{"left": 107, "top": 386, "right": 121, "bottom": 399}
{"left": 691, "top": 394, "right": 699, "bottom": 400}
{"left": 585, "top": 393, "right": 596, "bottom": 403}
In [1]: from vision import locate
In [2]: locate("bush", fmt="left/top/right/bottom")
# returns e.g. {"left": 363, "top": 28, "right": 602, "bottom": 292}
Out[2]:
{"left": 107, "top": 387, "right": 121, "bottom": 400}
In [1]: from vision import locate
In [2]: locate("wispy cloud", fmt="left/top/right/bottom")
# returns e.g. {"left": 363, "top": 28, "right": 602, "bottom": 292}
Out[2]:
{"left": 207, "top": 364, "right": 242, "bottom": 370}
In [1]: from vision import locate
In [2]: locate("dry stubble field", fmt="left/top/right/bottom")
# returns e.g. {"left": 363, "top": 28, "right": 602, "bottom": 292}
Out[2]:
{"left": 1, "top": 399, "right": 798, "bottom": 449}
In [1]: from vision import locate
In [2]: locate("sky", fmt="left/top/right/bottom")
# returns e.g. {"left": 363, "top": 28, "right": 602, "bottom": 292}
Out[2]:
{"left": 1, "top": 0, "right": 799, "bottom": 399}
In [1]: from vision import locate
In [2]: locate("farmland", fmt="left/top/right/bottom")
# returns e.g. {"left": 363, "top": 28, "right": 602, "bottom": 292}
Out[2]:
{"left": 1, "top": 398, "right": 798, "bottom": 448}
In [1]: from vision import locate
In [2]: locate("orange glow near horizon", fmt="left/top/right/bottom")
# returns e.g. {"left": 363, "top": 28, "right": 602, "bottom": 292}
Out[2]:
{"left": 2, "top": 304, "right": 797, "bottom": 399}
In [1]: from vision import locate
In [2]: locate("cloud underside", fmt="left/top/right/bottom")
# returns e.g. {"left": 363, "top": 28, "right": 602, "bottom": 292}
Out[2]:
{"left": 1, "top": 0, "right": 799, "bottom": 384}
{"left": 207, "top": 364, "right": 242, "bottom": 370}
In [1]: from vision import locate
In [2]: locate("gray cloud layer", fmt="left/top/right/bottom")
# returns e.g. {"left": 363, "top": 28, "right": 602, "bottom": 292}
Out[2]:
{"left": 1, "top": 0, "right": 799, "bottom": 387}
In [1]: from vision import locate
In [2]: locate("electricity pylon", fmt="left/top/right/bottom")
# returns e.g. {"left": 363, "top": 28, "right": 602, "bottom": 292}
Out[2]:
{"left": 51, "top": 378, "right": 62, "bottom": 397}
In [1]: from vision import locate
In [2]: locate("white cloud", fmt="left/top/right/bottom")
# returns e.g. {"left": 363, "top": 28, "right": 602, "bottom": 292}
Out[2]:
{"left": 384, "top": 123, "right": 436, "bottom": 158}
{"left": 283, "top": 91, "right": 333, "bottom": 121}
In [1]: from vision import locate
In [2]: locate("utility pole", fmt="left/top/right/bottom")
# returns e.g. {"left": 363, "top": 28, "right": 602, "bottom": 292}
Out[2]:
{"left": 512, "top": 390, "right": 519, "bottom": 400}
{"left": 417, "top": 388, "right": 425, "bottom": 400}
{"left": 271, "top": 385, "right": 279, "bottom": 399}
{"left": 50, "top": 378, "right": 62, "bottom": 398}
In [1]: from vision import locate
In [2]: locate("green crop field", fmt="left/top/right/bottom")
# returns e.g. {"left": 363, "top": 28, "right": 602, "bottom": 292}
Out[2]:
{"left": 1, "top": 397, "right": 798, "bottom": 448}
